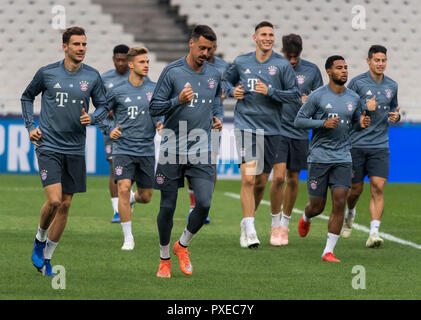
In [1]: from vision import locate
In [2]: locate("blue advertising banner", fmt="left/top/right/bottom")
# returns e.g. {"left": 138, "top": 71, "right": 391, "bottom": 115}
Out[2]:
{"left": 0, "top": 117, "right": 420, "bottom": 182}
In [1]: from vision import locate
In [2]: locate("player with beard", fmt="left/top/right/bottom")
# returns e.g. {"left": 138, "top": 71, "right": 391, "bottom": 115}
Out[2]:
{"left": 294, "top": 56, "right": 371, "bottom": 262}
{"left": 150, "top": 25, "right": 223, "bottom": 278}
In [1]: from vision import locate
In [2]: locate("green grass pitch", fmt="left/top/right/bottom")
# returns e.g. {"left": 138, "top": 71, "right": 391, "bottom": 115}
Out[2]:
{"left": 0, "top": 174, "right": 420, "bottom": 300}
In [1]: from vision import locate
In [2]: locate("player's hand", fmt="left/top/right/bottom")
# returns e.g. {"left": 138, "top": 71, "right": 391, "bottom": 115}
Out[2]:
{"left": 388, "top": 106, "right": 400, "bottom": 122}
{"left": 233, "top": 84, "right": 245, "bottom": 100}
{"left": 80, "top": 108, "right": 91, "bottom": 126}
{"left": 29, "top": 128, "right": 42, "bottom": 146}
{"left": 156, "top": 122, "right": 163, "bottom": 134}
{"left": 254, "top": 80, "right": 268, "bottom": 95}
{"left": 301, "top": 93, "right": 308, "bottom": 104}
{"left": 212, "top": 116, "right": 222, "bottom": 131}
{"left": 110, "top": 125, "right": 122, "bottom": 140}
{"left": 179, "top": 83, "right": 195, "bottom": 105}
{"left": 360, "top": 111, "right": 371, "bottom": 128}
{"left": 323, "top": 116, "right": 339, "bottom": 128}
{"left": 366, "top": 95, "right": 377, "bottom": 111}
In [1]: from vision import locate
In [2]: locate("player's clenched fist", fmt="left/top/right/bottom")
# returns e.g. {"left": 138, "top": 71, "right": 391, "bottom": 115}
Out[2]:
{"left": 80, "top": 108, "right": 91, "bottom": 126}
{"left": 360, "top": 111, "right": 371, "bottom": 128}
{"left": 323, "top": 116, "right": 339, "bottom": 129}
{"left": 254, "top": 80, "right": 268, "bottom": 95}
{"left": 110, "top": 125, "right": 122, "bottom": 140}
{"left": 179, "top": 83, "right": 195, "bottom": 105}
{"left": 29, "top": 128, "right": 42, "bottom": 146}
{"left": 366, "top": 95, "right": 377, "bottom": 111}
{"left": 388, "top": 106, "right": 400, "bottom": 123}
{"left": 233, "top": 84, "right": 245, "bottom": 100}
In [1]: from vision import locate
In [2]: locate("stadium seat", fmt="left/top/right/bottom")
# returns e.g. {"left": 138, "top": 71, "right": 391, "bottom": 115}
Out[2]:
{"left": 0, "top": 0, "right": 167, "bottom": 114}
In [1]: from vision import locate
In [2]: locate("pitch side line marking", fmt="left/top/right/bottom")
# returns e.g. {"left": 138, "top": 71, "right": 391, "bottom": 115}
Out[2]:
{"left": 224, "top": 192, "right": 421, "bottom": 250}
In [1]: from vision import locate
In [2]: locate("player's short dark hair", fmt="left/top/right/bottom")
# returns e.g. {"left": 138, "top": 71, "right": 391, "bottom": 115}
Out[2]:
{"left": 255, "top": 21, "right": 274, "bottom": 32}
{"left": 282, "top": 34, "right": 303, "bottom": 56}
{"left": 325, "top": 55, "right": 345, "bottom": 69}
{"left": 62, "top": 26, "right": 85, "bottom": 44}
{"left": 113, "top": 44, "right": 130, "bottom": 55}
{"left": 368, "top": 45, "right": 387, "bottom": 58}
{"left": 190, "top": 25, "right": 217, "bottom": 42}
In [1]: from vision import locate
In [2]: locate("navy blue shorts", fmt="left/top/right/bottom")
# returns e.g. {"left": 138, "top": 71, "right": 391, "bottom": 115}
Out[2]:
{"left": 112, "top": 155, "right": 155, "bottom": 188}
{"left": 307, "top": 162, "right": 352, "bottom": 198}
{"left": 351, "top": 148, "right": 389, "bottom": 183}
{"left": 279, "top": 135, "right": 309, "bottom": 171}
{"left": 36, "top": 149, "right": 86, "bottom": 194}
{"left": 154, "top": 162, "right": 215, "bottom": 191}
{"left": 235, "top": 130, "right": 282, "bottom": 174}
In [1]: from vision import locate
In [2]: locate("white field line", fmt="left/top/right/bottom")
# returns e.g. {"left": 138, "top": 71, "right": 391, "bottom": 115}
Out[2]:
{"left": 224, "top": 192, "right": 421, "bottom": 250}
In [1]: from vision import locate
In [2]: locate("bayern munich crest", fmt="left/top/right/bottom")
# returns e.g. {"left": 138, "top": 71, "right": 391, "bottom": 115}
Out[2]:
{"left": 347, "top": 103, "right": 353, "bottom": 111}
{"left": 208, "top": 78, "right": 216, "bottom": 89}
{"left": 297, "top": 75, "right": 305, "bottom": 85}
{"left": 310, "top": 180, "right": 317, "bottom": 190}
{"left": 40, "top": 169, "right": 48, "bottom": 181}
{"left": 79, "top": 81, "right": 89, "bottom": 91}
{"left": 146, "top": 92, "right": 153, "bottom": 102}
{"left": 156, "top": 173, "right": 165, "bottom": 185}
{"left": 115, "top": 166, "right": 123, "bottom": 176}
{"left": 385, "top": 89, "right": 392, "bottom": 99}
{"left": 268, "top": 66, "right": 277, "bottom": 76}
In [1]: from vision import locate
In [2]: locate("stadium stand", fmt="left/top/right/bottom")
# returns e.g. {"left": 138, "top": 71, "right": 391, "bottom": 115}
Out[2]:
{"left": 92, "top": 0, "right": 190, "bottom": 63}
{"left": 0, "top": 0, "right": 167, "bottom": 114}
{"left": 0, "top": 0, "right": 419, "bottom": 121}
{"left": 169, "top": 0, "right": 421, "bottom": 121}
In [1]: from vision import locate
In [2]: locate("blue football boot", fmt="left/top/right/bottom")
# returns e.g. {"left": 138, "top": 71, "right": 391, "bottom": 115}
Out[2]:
{"left": 42, "top": 259, "right": 56, "bottom": 277}
{"left": 31, "top": 238, "right": 46, "bottom": 271}
{"left": 111, "top": 212, "right": 120, "bottom": 223}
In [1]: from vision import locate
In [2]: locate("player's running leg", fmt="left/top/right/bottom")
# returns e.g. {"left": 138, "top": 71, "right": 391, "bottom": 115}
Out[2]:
{"left": 156, "top": 190, "right": 178, "bottom": 278}
{"left": 33, "top": 186, "right": 62, "bottom": 274}
{"left": 342, "top": 181, "right": 363, "bottom": 238}
{"left": 108, "top": 160, "right": 120, "bottom": 223}
{"left": 32, "top": 183, "right": 62, "bottom": 272}
{"left": 174, "top": 176, "right": 214, "bottom": 275}
{"left": 322, "top": 188, "right": 347, "bottom": 262}
{"left": 268, "top": 163, "right": 286, "bottom": 246}
{"left": 44, "top": 192, "right": 73, "bottom": 275}
{"left": 366, "top": 176, "right": 386, "bottom": 248}
{"left": 280, "top": 170, "right": 300, "bottom": 245}
{"left": 240, "top": 161, "right": 260, "bottom": 248}
{"left": 117, "top": 179, "right": 135, "bottom": 250}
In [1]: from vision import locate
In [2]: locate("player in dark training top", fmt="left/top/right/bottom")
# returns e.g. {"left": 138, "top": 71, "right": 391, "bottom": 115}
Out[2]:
{"left": 150, "top": 25, "right": 223, "bottom": 278}
{"left": 223, "top": 21, "right": 301, "bottom": 249}
{"left": 342, "top": 45, "right": 400, "bottom": 248}
{"left": 271, "top": 33, "right": 323, "bottom": 246}
{"left": 21, "top": 27, "right": 110, "bottom": 276}
{"left": 101, "top": 44, "right": 130, "bottom": 224}
{"left": 103, "top": 47, "right": 162, "bottom": 251}
{"left": 294, "top": 56, "right": 371, "bottom": 262}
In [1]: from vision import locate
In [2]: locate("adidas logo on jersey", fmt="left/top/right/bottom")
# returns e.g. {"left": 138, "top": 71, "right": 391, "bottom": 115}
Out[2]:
{"left": 366, "top": 90, "right": 373, "bottom": 95}
{"left": 124, "top": 97, "right": 132, "bottom": 103}
{"left": 53, "top": 83, "right": 61, "bottom": 89}
{"left": 325, "top": 103, "right": 333, "bottom": 109}
{"left": 245, "top": 69, "right": 251, "bottom": 74}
